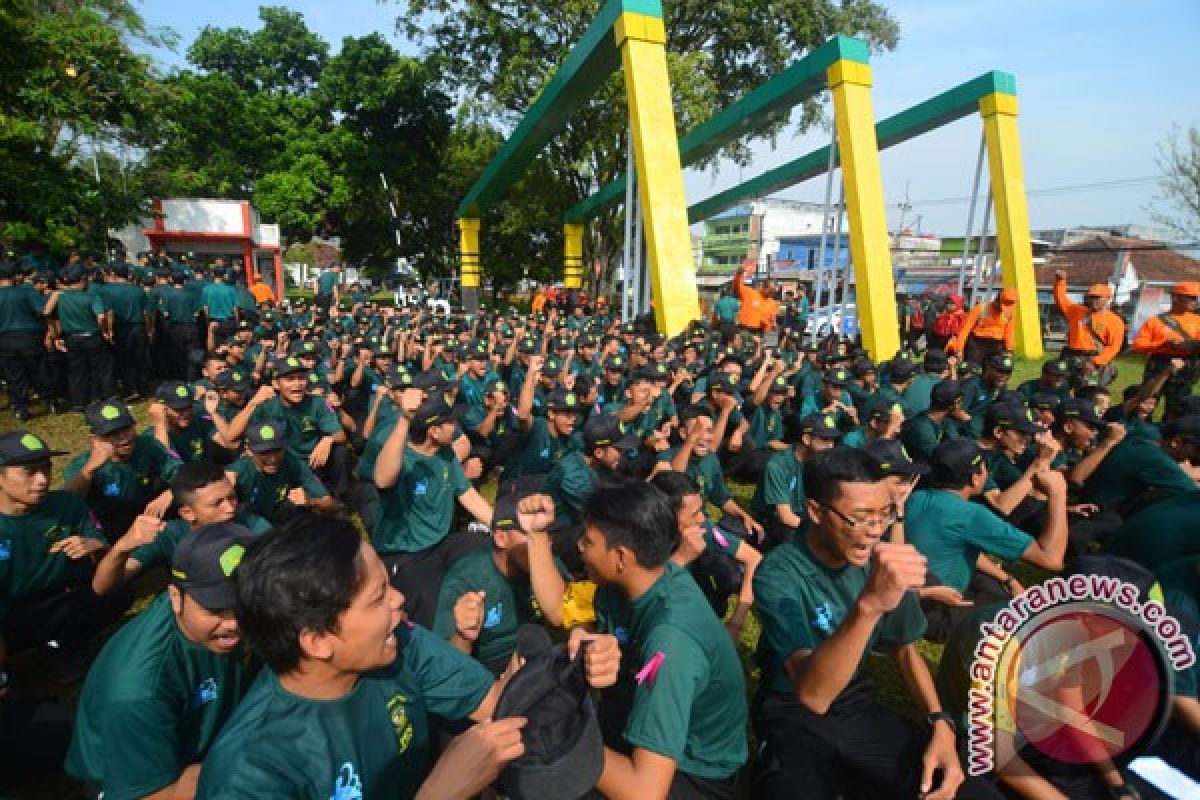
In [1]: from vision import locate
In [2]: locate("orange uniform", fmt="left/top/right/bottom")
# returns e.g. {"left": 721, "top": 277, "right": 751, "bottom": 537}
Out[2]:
{"left": 1131, "top": 310, "right": 1200, "bottom": 358}
{"left": 1053, "top": 278, "right": 1124, "bottom": 366}
{"left": 733, "top": 270, "right": 777, "bottom": 331}
{"left": 950, "top": 299, "right": 1015, "bottom": 354}
{"left": 249, "top": 282, "right": 276, "bottom": 304}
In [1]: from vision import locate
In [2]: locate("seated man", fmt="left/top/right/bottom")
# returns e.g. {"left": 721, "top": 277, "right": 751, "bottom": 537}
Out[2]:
{"left": 904, "top": 438, "right": 1068, "bottom": 642}
{"left": 505, "top": 356, "right": 583, "bottom": 492}
{"left": 197, "top": 513, "right": 618, "bottom": 798}
{"left": 751, "top": 413, "right": 841, "bottom": 549}
{"left": 1106, "top": 490, "right": 1200, "bottom": 570}
{"left": 149, "top": 381, "right": 235, "bottom": 465}
{"left": 66, "top": 524, "right": 257, "bottom": 799}
{"left": 900, "top": 379, "right": 966, "bottom": 467}
{"left": 751, "top": 447, "right": 981, "bottom": 800}
{"left": 517, "top": 485, "right": 749, "bottom": 799}
{"left": 0, "top": 431, "right": 128, "bottom": 683}
{"left": 225, "top": 418, "right": 337, "bottom": 526}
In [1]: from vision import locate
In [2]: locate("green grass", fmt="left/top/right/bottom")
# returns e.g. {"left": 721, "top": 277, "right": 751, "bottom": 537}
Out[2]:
{"left": 0, "top": 353, "right": 1148, "bottom": 798}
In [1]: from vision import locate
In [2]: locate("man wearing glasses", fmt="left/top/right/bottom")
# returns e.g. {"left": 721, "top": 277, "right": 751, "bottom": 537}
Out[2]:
{"left": 751, "top": 447, "right": 988, "bottom": 800}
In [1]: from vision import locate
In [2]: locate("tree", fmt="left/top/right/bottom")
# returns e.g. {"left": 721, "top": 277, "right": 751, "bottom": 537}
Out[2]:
{"left": 399, "top": 0, "right": 899, "bottom": 289}
{"left": 1150, "top": 124, "right": 1200, "bottom": 240}
{"left": 0, "top": 0, "right": 173, "bottom": 257}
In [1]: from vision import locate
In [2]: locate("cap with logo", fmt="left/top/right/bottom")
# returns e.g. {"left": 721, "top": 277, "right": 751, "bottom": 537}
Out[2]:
{"left": 517, "top": 338, "right": 539, "bottom": 355}
{"left": 217, "top": 369, "right": 254, "bottom": 392}
{"left": 890, "top": 359, "right": 918, "bottom": 382}
{"left": 384, "top": 366, "right": 413, "bottom": 389}
{"left": 985, "top": 403, "right": 1043, "bottom": 435}
{"left": 799, "top": 413, "right": 842, "bottom": 440}
{"left": 289, "top": 339, "right": 321, "bottom": 357}
{"left": 1057, "top": 398, "right": 1106, "bottom": 428}
{"left": 272, "top": 355, "right": 309, "bottom": 377}
{"left": 582, "top": 414, "right": 640, "bottom": 451}
{"left": 84, "top": 399, "right": 136, "bottom": 435}
{"left": 546, "top": 389, "right": 582, "bottom": 413}
{"left": 824, "top": 367, "right": 849, "bottom": 386}
{"left": 603, "top": 356, "right": 626, "bottom": 372}
{"left": 414, "top": 397, "right": 455, "bottom": 428}
{"left": 247, "top": 419, "right": 288, "bottom": 453}
{"left": 484, "top": 377, "right": 509, "bottom": 395}
{"left": 863, "top": 438, "right": 929, "bottom": 477}
{"left": 930, "top": 379, "right": 964, "bottom": 409}
{"left": 1029, "top": 392, "right": 1063, "bottom": 412}
{"left": 767, "top": 375, "right": 790, "bottom": 395}
{"left": 987, "top": 353, "right": 1015, "bottom": 373}
{"left": 1042, "top": 359, "right": 1070, "bottom": 377}
{"left": 156, "top": 381, "right": 195, "bottom": 410}
{"left": 707, "top": 371, "right": 740, "bottom": 393}
{"left": 930, "top": 438, "right": 987, "bottom": 485}
{"left": 0, "top": 431, "right": 67, "bottom": 465}
{"left": 865, "top": 395, "right": 903, "bottom": 423}
{"left": 170, "top": 523, "right": 256, "bottom": 611}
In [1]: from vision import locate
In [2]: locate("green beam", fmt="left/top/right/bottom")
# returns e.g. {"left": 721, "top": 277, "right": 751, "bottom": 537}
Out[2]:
{"left": 564, "top": 34, "right": 870, "bottom": 223}
{"left": 688, "top": 71, "right": 1016, "bottom": 223}
{"left": 456, "top": 0, "right": 663, "bottom": 218}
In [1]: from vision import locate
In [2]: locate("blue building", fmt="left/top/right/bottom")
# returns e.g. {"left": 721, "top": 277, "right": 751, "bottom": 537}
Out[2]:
{"left": 773, "top": 235, "right": 851, "bottom": 273}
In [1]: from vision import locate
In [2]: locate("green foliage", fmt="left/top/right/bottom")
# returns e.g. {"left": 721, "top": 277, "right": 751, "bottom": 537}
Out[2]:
{"left": 1150, "top": 123, "right": 1200, "bottom": 239}
{"left": 400, "top": 0, "right": 900, "bottom": 284}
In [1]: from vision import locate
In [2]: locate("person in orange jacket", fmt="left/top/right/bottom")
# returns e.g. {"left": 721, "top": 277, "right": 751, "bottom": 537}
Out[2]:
{"left": 949, "top": 288, "right": 1016, "bottom": 364}
{"left": 1053, "top": 270, "right": 1125, "bottom": 386}
{"left": 530, "top": 289, "right": 547, "bottom": 314}
{"left": 733, "top": 264, "right": 777, "bottom": 333}
{"left": 1131, "top": 281, "right": 1200, "bottom": 413}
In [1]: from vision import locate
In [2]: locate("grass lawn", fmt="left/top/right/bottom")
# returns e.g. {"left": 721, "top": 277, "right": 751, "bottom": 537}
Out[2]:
{"left": 0, "top": 353, "right": 1147, "bottom": 798}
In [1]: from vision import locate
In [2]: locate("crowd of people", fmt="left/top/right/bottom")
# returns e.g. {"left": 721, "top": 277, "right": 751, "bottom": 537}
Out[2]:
{"left": 0, "top": 255, "right": 1197, "bottom": 799}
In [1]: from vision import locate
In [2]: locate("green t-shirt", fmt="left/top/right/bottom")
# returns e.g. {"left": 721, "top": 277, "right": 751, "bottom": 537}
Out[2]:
{"left": 196, "top": 624, "right": 492, "bottom": 800}
{"left": 57, "top": 287, "right": 105, "bottom": 334}
{"left": 1107, "top": 491, "right": 1200, "bottom": 569}
{"left": 316, "top": 270, "right": 339, "bottom": 297}
{"left": 958, "top": 376, "right": 1006, "bottom": 439}
{"left": 900, "top": 412, "right": 959, "bottom": 465}
{"left": 752, "top": 448, "right": 805, "bottom": 523}
{"left": 657, "top": 450, "right": 731, "bottom": 509}
{"left": 979, "top": 447, "right": 1024, "bottom": 491}
{"left": 746, "top": 403, "right": 784, "bottom": 450}
{"left": 201, "top": 282, "right": 239, "bottom": 321}
{"left": 432, "top": 549, "right": 565, "bottom": 672}
{"left": 106, "top": 282, "right": 148, "bottom": 325}
{"left": 899, "top": 373, "right": 939, "bottom": 419}
{"left": 904, "top": 489, "right": 1033, "bottom": 592}
{"left": 375, "top": 446, "right": 471, "bottom": 553}
{"left": 150, "top": 416, "right": 218, "bottom": 464}
{"left": 593, "top": 563, "right": 748, "bottom": 779}
{"left": 252, "top": 396, "right": 342, "bottom": 459}
{"left": 505, "top": 416, "right": 572, "bottom": 479}
{"left": 1079, "top": 438, "right": 1197, "bottom": 511}
{"left": 160, "top": 285, "right": 201, "bottom": 323}
{"left": 0, "top": 284, "right": 46, "bottom": 333}
{"left": 1156, "top": 556, "right": 1199, "bottom": 700}
{"left": 63, "top": 433, "right": 180, "bottom": 536}
{"left": 542, "top": 450, "right": 599, "bottom": 529}
{"left": 66, "top": 594, "right": 256, "bottom": 798}
{"left": 228, "top": 453, "right": 328, "bottom": 523}
{"left": 714, "top": 296, "right": 740, "bottom": 323}
{"left": 753, "top": 530, "right": 927, "bottom": 695}
{"left": 0, "top": 491, "right": 105, "bottom": 618}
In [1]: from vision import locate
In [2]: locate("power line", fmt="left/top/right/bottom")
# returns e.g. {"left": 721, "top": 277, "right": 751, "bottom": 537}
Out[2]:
{"left": 897, "top": 175, "right": 1160, "bottom": 208}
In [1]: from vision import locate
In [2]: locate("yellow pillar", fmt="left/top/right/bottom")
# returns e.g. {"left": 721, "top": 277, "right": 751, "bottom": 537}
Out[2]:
{"left": 980, "top": 93, "right": 1042, "bottom": 358}
{"left": 615, "top": 12, "right": 699, "bottom": 336}
{"left": 564, "top": 222, "right": 585, "bottom": 289}
{"left": 458, "top": 217, "right": 481, "bottom": 313}
{"left": 826, "top": 59, "right": 900, "bottom": 361}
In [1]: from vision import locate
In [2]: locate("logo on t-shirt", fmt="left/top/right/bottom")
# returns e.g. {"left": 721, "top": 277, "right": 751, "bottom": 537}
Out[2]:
{"left": 413, "top": 480, "right": 428, "bottom": 496}
{"left": 387, "top": 694, "right": 414, "bottom": 754}
{"left": 484, "top": 603, "right": 503, "bottom": 630}
{"left": 813, "top": 604, "right": 835, "bottom": 635}
{"left": 0, "top": 540, "right": 10, "bottom": 560}
{"left": 331, "top": 762, "right": 364, "bottom": 800}
{"left": 192, "top": 677, "right": 218, "bottom": 707}
{"left": 103, "top": 479, "right": 121, "bottom": 496}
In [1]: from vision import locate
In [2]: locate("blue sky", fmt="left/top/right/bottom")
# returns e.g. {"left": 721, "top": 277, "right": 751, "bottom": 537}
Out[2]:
{"left": 137, "top": 0, "right": 1199, "bottom": 235}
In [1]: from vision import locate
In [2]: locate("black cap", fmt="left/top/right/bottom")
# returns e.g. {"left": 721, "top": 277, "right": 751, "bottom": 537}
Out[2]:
{"left": 852, "top": 359, "right": 877, "bottom": 378}
{"left": 289, "top": 339, "right": 321, "bottom": 357}
{"left": 1057, "top": 398, "right": 1105, "bottom": 428}
{"left": 865, "top": 395, "right": 903, "bottom": 423}
{"left": 217, "top": 368, "right": 254, "bottom": 392}
{"left": 1042, "top": 359, "right": 1070, "bottom": 376}
{"left": 170, "top": 523, "right": 256, "bottom": 611}
{"left": 987, "top": 352, "right": 1016, "bottom": 373}
{"left": 491, "top": 493, "right": 521, "bottom": 533}
{"left": 156, "top": 381, "right": 195, "bottom": 410}
{"left": 986, "top": 403, "right": 1043, "bottom": 434}
{"left": 824, "top": 367, "right": 849, "bottom": 386}
{"left": 1029, "top": 392, "right": 1062, "bottom": 412}
{"left": 84, "top": 398, "right": 136, "bottom": 435}
{"left": 546, "top": 389, "right": 583, "bottom": 413}
{"left": 923, "top": 349, "right": 949, "bottom": 373}
{"left": 484, "top": 377, "right": 510, "bottom": 395}
{"left": 930, "top": 379, "right": 964, "bottom": 409}
{"left": 412, "top": 370, "right": 445, "bottom": 391}
{"left": 1162, "top": 415, "right": 1200, "bottom": 441}
{"left": 583, "top": 414, "right": 639, "bottom": 451}
{"left": 415, "top": 397, "right": 455, "bottom": 428}
{"left": 465, "top": 342, "right": 489, "bottom": 360}
{"left": 495, "top": 625, "right": 603, "bottom": 800}
{"left": 247, "top": 418, "right": 288, "bottom": 453}
{"left": 1174, "top": 395, "right": 1200, "bottom": 417}
{"left": 603, "top": 355, "right": 626, "bottom": 372}
{"left": 707, "top": 371, "right": 739, "bottom": 393}
{"left": 384, "top": 366, "right": 413, "bottom": 389}
{"left": 864, "top": 438, "right": 929, "bottom": 476}
{"left": 799, "top": 413, "right": 842, "bottom": 440}
{"left": 517, "top": 337, "right": 539, "bottom": 355}
{"left": 890, "top": 360, "right": 918, "bottom": 382}
{"left": 272, "top": 355, "right": 309, "bottom": 377}
{"left": 930, "top": 438, "right": 986, "bottom": 485}
{"left": 767, "top": 374, "right": 790, "bottom": 395}
{"left": 61, "top": 264, "right": 84, "bottom": 284}
{"left": 0, "top": 431, "right": 67, "bottom": 465}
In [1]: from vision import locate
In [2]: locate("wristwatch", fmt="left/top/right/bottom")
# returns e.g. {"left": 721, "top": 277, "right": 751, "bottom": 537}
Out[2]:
{"left": 0, "top": 670, "right": 9, "bottom": 691}
{"left": 928, "top": 711, "right": 956, "bottom": 732}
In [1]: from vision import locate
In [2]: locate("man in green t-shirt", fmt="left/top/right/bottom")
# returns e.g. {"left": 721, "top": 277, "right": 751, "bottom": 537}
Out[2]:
{"left": 751, "top": 447, "right": 970, "bottom": 800}
{"left": 198, "top": 514, "right": 618, "bottom": 799}
{"left": 314, "top": 263, "right": 342, "bottom": 311}
{"left": 54, "top": 264, "right": 114, "bottom": 410}
{"left": 67, "top": 523, "right": 257, "bottom": 799}
{"left": 0, "top": 431, "right": 128, "bottom": 684}
{"left": 521, "top": 481, "right": 749, "bottom": 797}
{"left": 148, "top": 380, "right": 233, "bottom": 465}
{"left": 900, "top": 378, "right": 965, "bottom": 467}
{"left": 752, "top": 412, "right": 841, "bottom": 549}
{"left": 226, "top": 418, "right": 335, "bottom": 526}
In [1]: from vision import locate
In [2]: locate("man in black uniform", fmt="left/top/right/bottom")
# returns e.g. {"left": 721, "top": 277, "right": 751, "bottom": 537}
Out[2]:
{"left": 160, "top": 272, "right": 203, "bottom": 381}
{"left": 0, "top": 262, "right": 60, "bottom": 420}
{"left": 54, "top": 265, "right": 114, "bottom": 411}
{"left": 104, "top": 262, "right": 152, "bottom": 400}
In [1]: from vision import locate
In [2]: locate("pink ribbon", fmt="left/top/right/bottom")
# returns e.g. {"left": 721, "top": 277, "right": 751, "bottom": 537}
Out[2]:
{"left": 711, "top": 527, "right": 729, "bottom": 549}
{"left": 635, "top": 651, "right": 665, "bottom": 687}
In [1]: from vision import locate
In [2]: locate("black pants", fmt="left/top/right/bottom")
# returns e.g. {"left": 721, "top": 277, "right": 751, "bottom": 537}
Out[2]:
{"left": 380, "top": 531, "right": 490, "bottom": 629}
{"left": 922, "top": 571, "right": 1011, "bottom": 644}
{"left": 312, "top": 442, "right": 352, "bottom": 499}
{"left": 0, "top": 691, "right": 73, "bottom": 792}
{"left": 753, "top": 683, "right": 1003, "bottom": 800}
{"left": 1144, "top": 355, "right": 1200, "bottom": 416}
{"left": 719, "top": 439, "right": 767, "bottom": 484}
{"left": 964, "top": 334, "right": 1006, "bottom": 366}
{"left": 165, "top": 322, "right": 200, "bottom": 381}
{"left": 348, "top": 480, "right": 382, "bottom": 534}
{"left": 1, "top": 582, "right": 131, "bottom": 656}
{"left": 63, "top": 332, "right": 114, "bottom": 409}
{"left": 0, "top": 331, "right": 49, "bottom": 412}
{"left": 112, "top": 323, "right": 149, "bottom": 397}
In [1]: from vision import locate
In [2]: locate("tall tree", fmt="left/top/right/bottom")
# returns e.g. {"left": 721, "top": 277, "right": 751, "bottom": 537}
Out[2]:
{"left": 399, "top": 0, "right": 899, "bottom": 288}
{"left": 1150, "top": 124, "right": 1200, "bottom": 240}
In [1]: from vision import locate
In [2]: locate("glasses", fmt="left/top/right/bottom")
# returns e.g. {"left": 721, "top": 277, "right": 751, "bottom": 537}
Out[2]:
{"left": 817, "top": 501, "right": 898, "bottom": 531}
